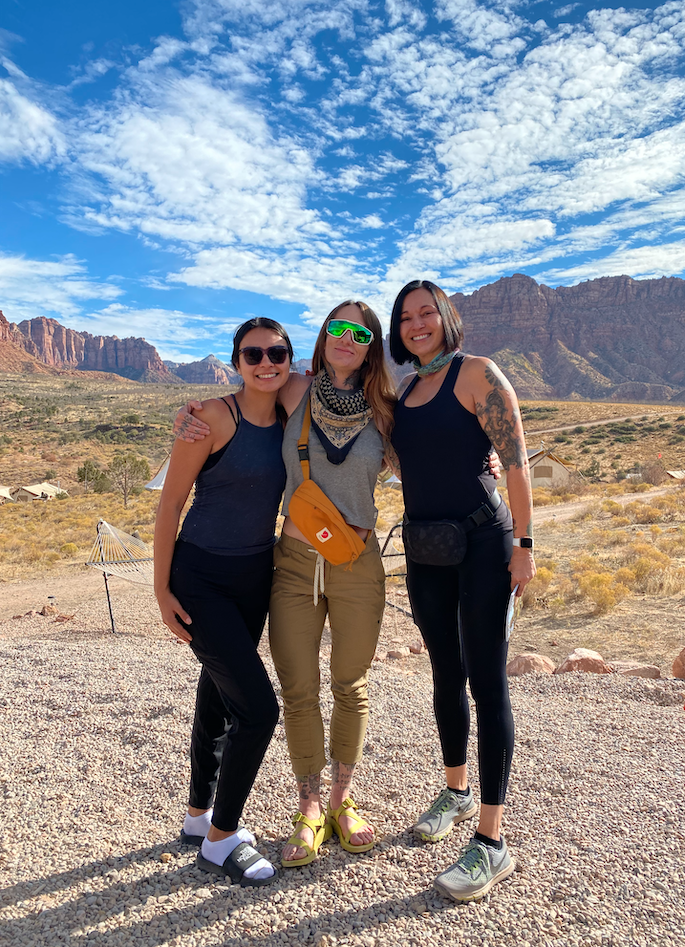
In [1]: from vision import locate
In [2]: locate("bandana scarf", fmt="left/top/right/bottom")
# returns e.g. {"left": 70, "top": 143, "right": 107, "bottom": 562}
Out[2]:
{"left": 309, "top": 369, "right": 373, "bottom": 465}
{"left": 413, "top": 349, "right": 457, "bottom": 377}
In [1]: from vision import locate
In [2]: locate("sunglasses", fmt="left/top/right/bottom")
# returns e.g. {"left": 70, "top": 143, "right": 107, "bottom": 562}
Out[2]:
{"left": 326, "top": 319, "right": 374, "bottom": 346}
{"left": 239, "top": 345, "right": 290, "bottom": 365}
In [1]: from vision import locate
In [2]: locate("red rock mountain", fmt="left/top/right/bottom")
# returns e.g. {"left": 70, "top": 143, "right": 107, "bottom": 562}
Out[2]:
{"left": 1, "top": 312, "right": 179, "bottom": 383}
{"left": 451, "top": 274, "right": 685, "bottom": 401}
{"left": 165, "top": 354, "right": 241, "bottom": 385}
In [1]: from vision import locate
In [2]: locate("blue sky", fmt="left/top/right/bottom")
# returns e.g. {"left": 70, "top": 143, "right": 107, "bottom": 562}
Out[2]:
{"left": 1, "top": 0, "right": 684, "bottom": 363}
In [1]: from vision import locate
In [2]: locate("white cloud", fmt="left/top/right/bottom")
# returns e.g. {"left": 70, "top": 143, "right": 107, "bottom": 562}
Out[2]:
{"left": 0, "top": 71, "right": 65, "bottom": 165}
{"left": 0, "top": 254, "right": 121, "bottom": 322}
{"left": 71, "top": 303, "right": 215, "bottom": 359}
{"left": 538, "top": 240, "right": 685, "bottom": 285}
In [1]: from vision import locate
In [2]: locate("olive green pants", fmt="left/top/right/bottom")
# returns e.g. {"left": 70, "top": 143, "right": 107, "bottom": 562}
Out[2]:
{"left": 269, "top": 531, "right": 386, "bottom": 776}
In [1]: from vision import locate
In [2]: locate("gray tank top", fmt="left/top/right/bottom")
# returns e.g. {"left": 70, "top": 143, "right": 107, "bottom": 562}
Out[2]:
{"left": 282, "top": 392, "right": 384, "bottom": 529}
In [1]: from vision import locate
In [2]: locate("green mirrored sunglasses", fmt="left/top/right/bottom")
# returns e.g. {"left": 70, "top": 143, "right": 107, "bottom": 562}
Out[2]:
{"left": 326, "top": 319, "right": 374, "bottom": 346}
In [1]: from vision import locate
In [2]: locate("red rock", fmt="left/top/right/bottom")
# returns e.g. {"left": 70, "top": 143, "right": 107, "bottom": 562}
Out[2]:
{"left": 387, "top": 647, "right": 411, "bottom": 659}
{"left": 40, "top": 604, "right": 58, "bottom": 616}
{"left": 24, "top": 610, "right": 37, "bottom": 617}
{"left": 12, "top": 614, "right": 23, "bottom": 620}
{"left": 610, "top": 661, "right": 661, "bottom": 679}
{"left": 408, "top": 639, "right": 426, "bottom": 655}
{"left": 507, "top": 653, "right": 555, "bottom": 676}
{"left": 673, "top": 647, "right": 685, "bottom": 680}
{"left": 450, "top": 273, "right": 685, "bottom": 399}
{"left": 554, "top": 648, "right": 611, "bottom": 674}
{"left": 373, "top": 650, "right": 388, "bottom": 662}
{"left": 170, "top": 355, "right": 240, "bottom": 385}
{"left": 54, "top": 614, "right": 76, "bottom": 623}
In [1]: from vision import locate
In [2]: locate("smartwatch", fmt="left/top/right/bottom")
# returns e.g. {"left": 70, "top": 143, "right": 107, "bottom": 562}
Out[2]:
{"left": 512, "top": 537, "right": 534, "bottom": 549}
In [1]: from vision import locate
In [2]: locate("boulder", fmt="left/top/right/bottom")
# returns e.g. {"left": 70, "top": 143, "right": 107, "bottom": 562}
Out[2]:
{"left": 507, "top": 653, "right": 555, "bottom": 676}
{"left": 554, "top": 648, "right": 611, "bottom": 675}
{"left": 610, "top": 661, "right": 661, "bottom": 679}
{"left": 40, "top": 604, "right": 58, "bottom": 616}
{"left": 409, "top": 639, "right": 427, "bottom": 655}
{"left": 673, "top": 647, "right": 685, "bottom": 680}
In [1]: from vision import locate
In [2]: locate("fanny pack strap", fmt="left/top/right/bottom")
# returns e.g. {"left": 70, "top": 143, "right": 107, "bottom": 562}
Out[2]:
{"left": 297, "top": 399, "right": 312, "bottom": 480}
{"left": 462, "top": 490, "right": 501, "bottom": 532}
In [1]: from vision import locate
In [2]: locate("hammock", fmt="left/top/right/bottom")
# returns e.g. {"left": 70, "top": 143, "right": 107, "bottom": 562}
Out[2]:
{"left": 86, "top": 519, "right": 154, "bottom": 632}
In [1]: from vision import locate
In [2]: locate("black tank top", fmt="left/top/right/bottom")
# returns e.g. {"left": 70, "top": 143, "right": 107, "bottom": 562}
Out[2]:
{"left": 179, "top": 399, "right": 286, "bottom": 556}
{"left": 391, "top": 355, "right": 498, "bottom": 521}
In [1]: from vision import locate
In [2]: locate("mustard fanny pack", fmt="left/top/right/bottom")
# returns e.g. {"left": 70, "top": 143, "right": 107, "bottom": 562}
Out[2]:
{"left": 287, "top": 399, "right": 366, "bottom": 567}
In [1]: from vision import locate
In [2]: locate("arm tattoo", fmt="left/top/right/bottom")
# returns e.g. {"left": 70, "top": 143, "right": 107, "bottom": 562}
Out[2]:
{"left": 296, "top": 772, "right": 321, "bottom": 802}
{"left": 475, "top": 367, "right": 527, "bottom": 470}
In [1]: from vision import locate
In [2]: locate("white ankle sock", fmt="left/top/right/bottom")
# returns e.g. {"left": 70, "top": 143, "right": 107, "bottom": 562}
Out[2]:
{"left": 183, "top": 810, "right": 213, "bottom": 838}
{"left": 201, "top": 827, "right": 275, "bottom": 880}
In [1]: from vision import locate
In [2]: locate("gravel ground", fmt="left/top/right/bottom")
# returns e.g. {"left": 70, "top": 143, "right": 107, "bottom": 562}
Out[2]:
{"left": 1, "top": 580, "right": 685, "bottom": 947}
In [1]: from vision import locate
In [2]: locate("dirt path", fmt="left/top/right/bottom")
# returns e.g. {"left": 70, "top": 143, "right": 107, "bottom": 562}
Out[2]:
{"left": 533, "top": 483, "right": 674, "bottom": 525}
{"left": 526, "top": 410, "right": 662, "bottom": 436}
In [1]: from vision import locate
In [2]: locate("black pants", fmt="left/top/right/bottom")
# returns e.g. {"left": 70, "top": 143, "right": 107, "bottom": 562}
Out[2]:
{"left": 170, "top": 541, "right": 279, "bottom": 832}
{"left": 406, "top": 506, "right": 514, "bottom": 806}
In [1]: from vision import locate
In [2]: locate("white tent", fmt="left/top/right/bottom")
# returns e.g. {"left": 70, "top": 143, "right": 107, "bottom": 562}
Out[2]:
{"left": 145, "top": 458, "right": 169, "bottom": 490}
{"left": 0, "top": 486, "right": 14, "bottom": 503}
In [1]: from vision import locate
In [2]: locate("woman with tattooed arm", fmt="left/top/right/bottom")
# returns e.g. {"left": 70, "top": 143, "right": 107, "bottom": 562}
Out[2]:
{"left": 389, "top": 280, "right": 535, "bottom": 903}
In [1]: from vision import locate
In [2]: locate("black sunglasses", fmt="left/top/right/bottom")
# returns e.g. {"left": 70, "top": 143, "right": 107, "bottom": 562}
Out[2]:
{"left": 239, "top": 345, "right": 289, "bottom": 366}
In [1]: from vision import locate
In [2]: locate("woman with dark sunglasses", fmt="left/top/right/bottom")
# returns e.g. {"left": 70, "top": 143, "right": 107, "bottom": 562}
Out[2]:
{"left": 174, "top": 301, "right": 395, "bottom": 868}
{"left": 154, "top": 317, "right": 294, "bottom": 887}
{"left": 389, "top": 280, "right": 536, "bottom": 903}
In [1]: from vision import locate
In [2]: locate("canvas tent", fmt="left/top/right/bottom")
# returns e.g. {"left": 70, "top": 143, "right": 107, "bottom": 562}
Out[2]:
{"left": 0, "top": 486, "right": 14, "bottom": 504}
{"left": 11, "top": 481, "right": 68, "bottom": 501}
{"left": 498, "top": 447, "right": 574, "bottom": 489}
{"left": 145, "top": 458, "right": 169, "bottom": 490}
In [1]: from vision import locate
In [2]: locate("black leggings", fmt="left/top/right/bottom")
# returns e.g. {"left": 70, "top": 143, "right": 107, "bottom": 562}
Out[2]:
{"left": 170, "top": 540, "right": 279, "bottom": 832}
{"left": 406, "top": 509, "right": 514, "bottom": 806}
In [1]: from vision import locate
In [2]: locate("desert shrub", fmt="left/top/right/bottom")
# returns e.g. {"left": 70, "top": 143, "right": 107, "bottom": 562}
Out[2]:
{"left": 624, "top": 502, "right": 664, "bottom": 524}
{"left": 638, "top": 462, "right": 669, "bottom": 486}
{"left": 521, "top": 566, "right": 555, "bottom": 609}
{"left": 576, "top": 571, "right": 631, "bottom": 615}
{"left": 60, "top": 542, "right": 78, "bottom": 555}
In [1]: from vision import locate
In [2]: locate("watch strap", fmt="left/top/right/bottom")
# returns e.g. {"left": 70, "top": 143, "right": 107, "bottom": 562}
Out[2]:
{"left": 512, "top": 537, "right": 534, "bottom": 549}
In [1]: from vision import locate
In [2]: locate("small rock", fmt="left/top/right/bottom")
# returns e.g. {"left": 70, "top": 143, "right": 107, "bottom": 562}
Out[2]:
{"left": 610, "top": 661, "right": 661, "bottom": 679}
{"left": 159, "top": 853, "right": 172, "bottom": 863}
{"left": 408, "top": 639, "right": 426, "bottom": 655}
{"left": 507, "top": 653, "right": 555, "bottom": 676}
{"left": 24, "top": 610, "right": 37, "bottom": 617}
{"left": 672, "top": 647, "right": 685, "bottom": 680}
{"left": 554, "top": 648, "right": 611, "bottom": 675}
{"left": 40, "top": 604, "right": 59, "bottom": 616}
{"left": 387, "top": 647, "right": 411, "bottom": 659}
{"left": 373, "top": 651, "right": 387, "bottom": 662}
{"left": 12, "top": 614, "right": 23, "bottom": 620}
{"left": 54, "top": 614, "right": 76, "bottom": 623}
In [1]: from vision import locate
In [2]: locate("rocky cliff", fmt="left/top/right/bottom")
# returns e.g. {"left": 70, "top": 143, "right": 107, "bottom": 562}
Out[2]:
{"left": 450, "top": 274, "right": 685, "bottom": 401}
{"left": 6, "top": 314, "right": 179, "bottom": 383}
{"left": 165, "top": 354, "right": 241, "bottom": 385}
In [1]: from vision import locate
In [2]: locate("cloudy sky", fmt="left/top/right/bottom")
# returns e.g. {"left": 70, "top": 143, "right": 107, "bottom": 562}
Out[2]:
{"left": 1, "top": 0, "right": 684, "bottom": 362}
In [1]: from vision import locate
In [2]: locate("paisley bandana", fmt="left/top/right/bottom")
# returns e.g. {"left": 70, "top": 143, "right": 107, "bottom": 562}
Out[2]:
{"left": 413, "top": 349, "right": 457, "bottom": 377}
{"left": 309, "top": 369, "right": 373, "bottom": 465}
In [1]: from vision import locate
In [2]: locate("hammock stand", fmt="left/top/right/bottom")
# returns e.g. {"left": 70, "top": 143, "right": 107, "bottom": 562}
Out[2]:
{"left": 380, "top": 521, "right": 413, "bottom": 620}
{"left": 86, "top": 519, "right": 154, "bottom": 634}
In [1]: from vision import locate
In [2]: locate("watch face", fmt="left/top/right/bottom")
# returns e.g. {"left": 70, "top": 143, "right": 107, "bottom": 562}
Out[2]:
{"left": 521, "top": 537, "right": 534, "bottom": 548}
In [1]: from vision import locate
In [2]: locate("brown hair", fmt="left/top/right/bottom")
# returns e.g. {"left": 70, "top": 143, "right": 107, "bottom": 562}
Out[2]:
{"left": 311, "top": 300, "right": 396, "bottom": 435}
{"left": 389, "top": 280, "right": 464, "bottom": 365}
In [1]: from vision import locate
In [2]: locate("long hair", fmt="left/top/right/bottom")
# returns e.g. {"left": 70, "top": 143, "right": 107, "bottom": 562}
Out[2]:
{"left": 311, "top": 300, "right": 396, "bottom": 435}
{"left": 231, "top": 317, "right": 294, "bottom": 369}
{"left": 389, "top": 280, "right": 464, "bottom": 366}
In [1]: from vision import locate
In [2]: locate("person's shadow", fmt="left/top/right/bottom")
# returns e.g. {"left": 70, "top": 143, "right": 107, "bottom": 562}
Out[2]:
{"left": 1, "top": 830, "right": 461, "bottom": 947}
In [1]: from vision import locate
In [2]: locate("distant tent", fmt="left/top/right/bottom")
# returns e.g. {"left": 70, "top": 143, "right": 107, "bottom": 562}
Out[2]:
{"left": 145, "top": 458, "right": 169, "bottom": 490}
{"left": 667, "top": 470, "right": 685, "bottom": 481}
{"left": 0, "top": 486, "right": 14, "bottom": 503}
{"left": 11, "top": 481, "right": 68, "bottom": 501}
{"left": 382, "top": 474, "right": 402, "bottom": 488}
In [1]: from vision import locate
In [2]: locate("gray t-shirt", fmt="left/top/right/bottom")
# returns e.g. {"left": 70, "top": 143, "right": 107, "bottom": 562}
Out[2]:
{"left": 282, "top": 391, "right": 385, "bottom": 530}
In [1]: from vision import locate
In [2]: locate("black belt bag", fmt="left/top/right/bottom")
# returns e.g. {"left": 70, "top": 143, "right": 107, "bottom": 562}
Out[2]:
{"left": 402, "top": 491, "right": 502, "bottom": 566}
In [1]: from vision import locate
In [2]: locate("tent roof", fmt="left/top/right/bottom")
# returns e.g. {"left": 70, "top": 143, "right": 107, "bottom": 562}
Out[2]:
{"left": 17, "top": 481, "right": 67, "bottom": 497}
{"left": 145, "top": 458, "right": 169, "bottom": 490}
{"left": 0, "top": 486, "right": 13, "bottom": 500}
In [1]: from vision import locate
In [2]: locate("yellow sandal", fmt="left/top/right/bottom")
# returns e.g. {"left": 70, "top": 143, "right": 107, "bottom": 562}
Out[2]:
{"left": 327, "top": 797, "right": 375, "bottom": 854}
{"left": 281, "top": 811, "right": 332, "bottom": 868}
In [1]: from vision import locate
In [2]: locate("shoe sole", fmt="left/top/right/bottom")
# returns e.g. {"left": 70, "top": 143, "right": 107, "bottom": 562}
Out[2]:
{"left": 434, "top": 856, "right": 516, "bottom": 902}
{"left": 179, "top": 830, "right": 204, "bottom": 847}
{"left": 196, "top": 853, "right": 280, "bottom": 887}
{"left": 413, "top": 802, "right": 478, "bottom": 843}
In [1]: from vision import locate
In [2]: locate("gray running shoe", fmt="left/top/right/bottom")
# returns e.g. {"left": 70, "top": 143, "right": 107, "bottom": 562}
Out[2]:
{"left": 413, "top": 788, "right": 478, "bottom": 842}
{"left": 434, "top": 837, "right": 515, "bottom": 902}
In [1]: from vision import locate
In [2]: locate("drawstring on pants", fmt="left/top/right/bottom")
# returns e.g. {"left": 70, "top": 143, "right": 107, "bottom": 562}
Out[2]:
{"left": 310, "top": 550, "right": 326, "bottom": 606}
